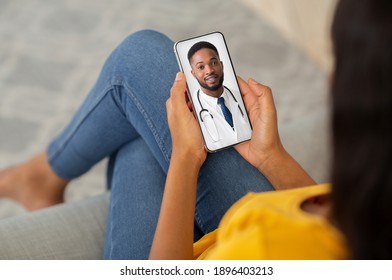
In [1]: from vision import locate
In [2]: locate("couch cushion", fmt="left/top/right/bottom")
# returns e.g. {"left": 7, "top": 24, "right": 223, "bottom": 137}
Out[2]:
{"left": 0, "top": 193, "right": 109, "bottom": 260}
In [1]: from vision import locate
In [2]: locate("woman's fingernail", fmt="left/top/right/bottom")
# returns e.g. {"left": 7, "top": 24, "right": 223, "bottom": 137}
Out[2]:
{"left": 175, "top": 72, "right": 183, "bottom": 81}
{"left": 249, "top": 78, "right": 259, "bottom": 85}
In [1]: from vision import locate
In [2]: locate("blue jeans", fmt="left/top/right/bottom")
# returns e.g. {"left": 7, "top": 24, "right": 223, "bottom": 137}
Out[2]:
{"left": 46, "top": 30, "right": 274, "bottom": 259}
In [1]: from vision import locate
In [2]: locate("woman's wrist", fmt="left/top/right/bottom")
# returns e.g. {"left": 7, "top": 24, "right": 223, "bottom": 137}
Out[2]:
{"left": 256, "top": 143, "right": 288, "bottom": 175}
{"left": 170, "top": 148, "right": 204, "bottom": 173}
{"left": 257, "top": 144, "right": 316, "bottom": 190}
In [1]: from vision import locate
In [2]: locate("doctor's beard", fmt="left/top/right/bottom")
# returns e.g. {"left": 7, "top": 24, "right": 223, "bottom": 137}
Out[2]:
{"left": 198, "top": 74, "right": 224, "bottom": 92}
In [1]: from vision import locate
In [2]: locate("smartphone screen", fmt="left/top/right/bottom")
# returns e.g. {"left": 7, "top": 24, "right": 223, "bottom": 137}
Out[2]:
{"left": 174, "top": 31, "right": 252, "bottom": 152}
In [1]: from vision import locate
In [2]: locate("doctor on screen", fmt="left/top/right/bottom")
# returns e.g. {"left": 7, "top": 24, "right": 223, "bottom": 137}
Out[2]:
{"left": 187, "top": 41, "right": 251, "bottom": 151}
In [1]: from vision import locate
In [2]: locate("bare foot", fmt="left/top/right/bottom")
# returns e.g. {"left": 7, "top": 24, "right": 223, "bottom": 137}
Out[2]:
{"left": 0, "top": 151, "right": 69, "bottom": 211}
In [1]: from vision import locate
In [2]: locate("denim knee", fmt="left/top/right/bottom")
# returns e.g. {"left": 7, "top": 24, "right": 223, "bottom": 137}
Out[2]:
{"left": 123, "top": 29, "right": 171, "bottom": 47}
{"left": 105, "top": 29, "right": 176, "bottom": 86}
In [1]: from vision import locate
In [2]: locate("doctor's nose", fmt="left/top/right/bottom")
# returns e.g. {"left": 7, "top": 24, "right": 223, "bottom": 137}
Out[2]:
{"left": 204, "top": 65, "right": 214, "bottom": 74}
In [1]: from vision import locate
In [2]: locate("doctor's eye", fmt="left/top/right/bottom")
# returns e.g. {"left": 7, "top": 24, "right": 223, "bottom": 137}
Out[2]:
{"left": 197, "top": 65, "right": 205, "bottom": 70}
{"left": 210, "top": 58, "right": 219, "bottom": 66}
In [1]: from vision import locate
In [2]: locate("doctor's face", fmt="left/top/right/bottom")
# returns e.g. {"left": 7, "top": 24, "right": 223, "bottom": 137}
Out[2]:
{"left": 190, "top": 48, "right": 224, "bottom": 97}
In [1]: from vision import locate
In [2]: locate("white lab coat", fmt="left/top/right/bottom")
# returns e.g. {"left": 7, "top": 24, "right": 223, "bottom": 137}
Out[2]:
{"left": 193, "top": 87, "right": 252, "bottom": 151}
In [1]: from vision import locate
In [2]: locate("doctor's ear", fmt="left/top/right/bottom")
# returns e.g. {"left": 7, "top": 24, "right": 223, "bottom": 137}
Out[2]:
{"left": 191, "top": 69, "right": 196, "bottom": 78}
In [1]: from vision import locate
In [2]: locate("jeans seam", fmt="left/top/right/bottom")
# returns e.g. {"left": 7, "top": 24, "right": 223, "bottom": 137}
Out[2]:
{"left": 106, "top": 195, "right": 115, "bottom": 259}
{"left": 122, "top": 81, "right": 171, "bottom": 165}
{"left": 194, "top": 206, "right": 206, "bottom": 234}
{"left": 47, "top": 84, "right": 114, "bottom": 166}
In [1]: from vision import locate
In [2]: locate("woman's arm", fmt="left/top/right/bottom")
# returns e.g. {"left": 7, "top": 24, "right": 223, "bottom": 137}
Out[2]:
{"left": 150, "top": 74, "right": 315, "bottom": 259}
{"left": 149, "top": 155, "right": 199, "bottom": 259}
{"left": 235, "top": 78, "right": 316, "bottom": 189}
{"left": 149, "top": 73, "right": 207, "bottom": 259}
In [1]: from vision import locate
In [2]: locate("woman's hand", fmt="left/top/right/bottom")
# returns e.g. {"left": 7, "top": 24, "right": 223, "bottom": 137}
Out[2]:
{"left": 166, "top": 72, "right": 207, "bottom": 169}
{"left": 235, "top": 77, "right": 284, "bottom": 171}
{"left": 235, "top": 77, "right": 316, "bottom": 189}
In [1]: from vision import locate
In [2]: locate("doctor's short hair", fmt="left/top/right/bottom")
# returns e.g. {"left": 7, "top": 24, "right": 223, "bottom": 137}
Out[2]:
{"left": 187, "top": 41, "right": 220, "bottom": 64}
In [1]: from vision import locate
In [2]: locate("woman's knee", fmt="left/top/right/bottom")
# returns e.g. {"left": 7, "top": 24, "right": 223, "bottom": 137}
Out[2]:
{"left": 107, "top": 29, "right": 177, "bottom": 84}
{"left": 116, "top": 29, "right": 174, "bottom": 62}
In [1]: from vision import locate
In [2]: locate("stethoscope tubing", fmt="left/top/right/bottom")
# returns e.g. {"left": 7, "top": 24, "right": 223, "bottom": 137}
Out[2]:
{"left": 197, "top": 86, "right": 244, "bottom": 122}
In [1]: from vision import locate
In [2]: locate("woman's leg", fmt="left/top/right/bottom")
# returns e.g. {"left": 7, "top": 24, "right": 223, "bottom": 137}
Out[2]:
{"left": 0, "top": 30, "right": 176, "bottom": 210}
{"left": 103, "top": 137, "right": 166, "bottom": 259}
{"left": 47, "top": 30, "right": 177, "bottom": 178}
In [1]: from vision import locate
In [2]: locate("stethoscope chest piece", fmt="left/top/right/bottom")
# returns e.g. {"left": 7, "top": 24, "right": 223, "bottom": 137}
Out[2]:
{"left": 200, "top": 109, "right": 219, "bottom": 141}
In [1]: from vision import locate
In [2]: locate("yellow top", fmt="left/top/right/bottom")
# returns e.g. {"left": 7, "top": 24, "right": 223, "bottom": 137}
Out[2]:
{"left": 194, "top": 184, "right": 348, "bottom": 260}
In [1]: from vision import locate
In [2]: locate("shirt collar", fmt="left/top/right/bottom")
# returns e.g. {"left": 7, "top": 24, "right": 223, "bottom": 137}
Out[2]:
{"left": 199, "top": 87, "right": 228, "bottom": 105}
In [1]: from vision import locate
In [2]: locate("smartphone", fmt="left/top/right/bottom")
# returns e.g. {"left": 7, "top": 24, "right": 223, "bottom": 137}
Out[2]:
{"left": 174, "top": 31, "right": 252, "bottom": 152}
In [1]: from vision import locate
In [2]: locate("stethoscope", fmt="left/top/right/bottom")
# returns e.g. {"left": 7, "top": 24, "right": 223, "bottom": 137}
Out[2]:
{"left": 197, "top": 86, "right": 245, "bottom": 142}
